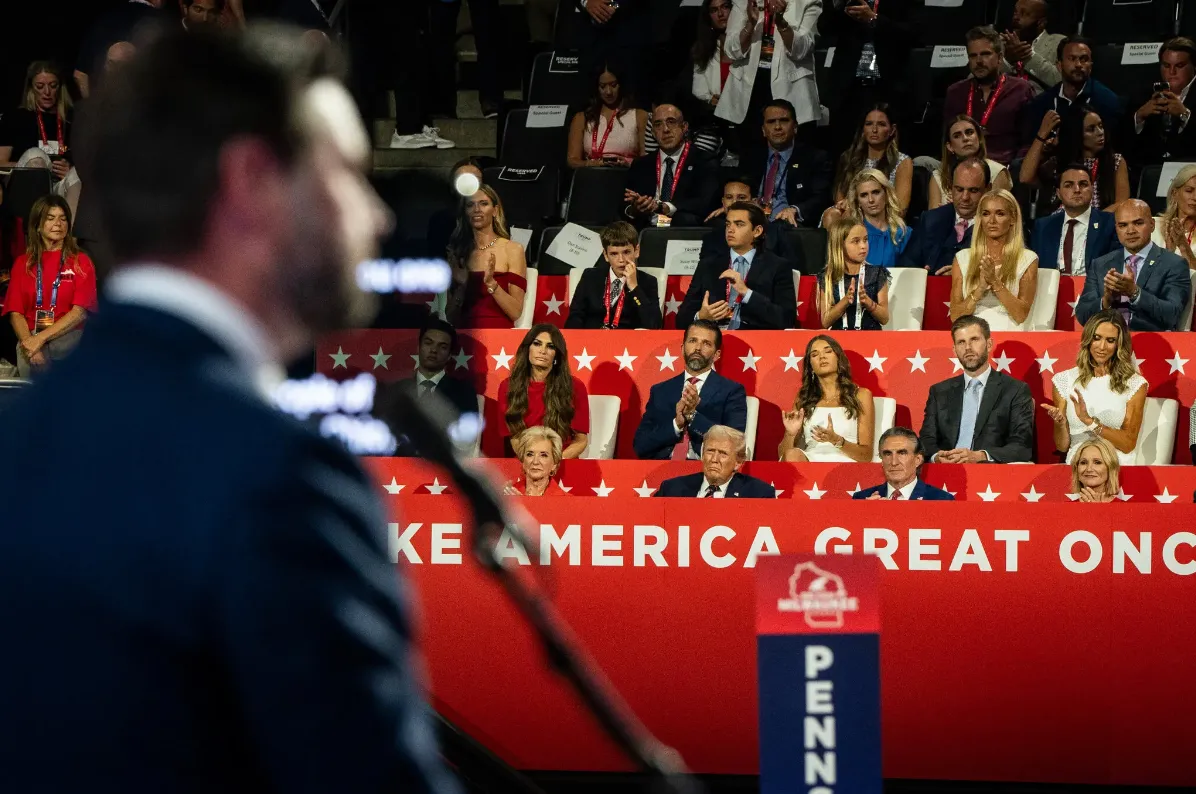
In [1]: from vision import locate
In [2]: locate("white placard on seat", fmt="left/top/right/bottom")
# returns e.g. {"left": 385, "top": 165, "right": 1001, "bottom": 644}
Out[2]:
{"left": 1122, "top": 42, "right": 1163, "bottom": 65}
{"left": 824, "top": 47, "right": 835, "bottom": 67}
{"left": 663, "top": 239, "right": 704, "bottom": 276}
{"left": 1156, "top": 162, "right": 1196, "bottom": 196}
{"left": 680, "top": 0, "right": 703, "bottom": 6}
{"left": 545, "top": 222, "right": 603, "bottom": 268}
{"left": 526, "top": 105, "right": 570, "bottom": 128}
{"left": 925, "top": 0, "right": 963, "bottom": 6}
{"left": 930, "top": 45, "right": 968, "bottom": 69}
{"left": 510, "top": 226, "right": 533, "bottom": 251}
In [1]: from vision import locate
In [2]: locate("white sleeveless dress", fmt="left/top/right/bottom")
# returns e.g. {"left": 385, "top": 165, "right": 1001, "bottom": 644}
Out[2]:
{"left": 1052, "top": 367, "right": 1148, "bottom": 465}
{"left": 956, "top": 249, "right": 1037, "bottom": 331}
{"left": 801, "top": 406, "right": 859, "bottom": 462}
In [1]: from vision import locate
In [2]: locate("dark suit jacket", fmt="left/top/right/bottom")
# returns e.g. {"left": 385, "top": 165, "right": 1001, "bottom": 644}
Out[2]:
{"left": 656, "top": 471, "right": 776, "bottom": 498}
{"left": 676, "top": 249, "right": 798, "bottom": 330}
{"left": 633, "top": 370, "right": 747, "bottom": 459}
{"left": 384, "top": 373, "right": 481, "bottom": 457}
{"left": 565, "top": 265, "right": 662, "bottom": 329}
{"left": 919, "top": 369, "right": 1036, "bottom": 463}
{"left": 1076, "top": 245, "right": 1191, "bottom": 331}
{"left": 852, "top": 480, "right": 955, "bottom": 501}
{"left": 699, "top": 216, "right": 807, "bottom": 269}
{"left": 623, "top": 147, "right": 720, "bottom": 227}
{"left": 741, "top": 141, "right": 833, "bottom": 227}
{"left": 818, "top": 0, "right": 915, "bottom": 101}
{"left": 1022, "top": 79, "right": 1123, "bottom": 146}
{"left": 1030, "top": 210, "right": 1118, "bottom": 271}
{"left": 899, "top": 204, "right": 975, "bottom": 273}
{"left": 0, "top": 303, "right": 452, "bottom": 792}
{"left": 1127, "top": 88, "right": 1196, "bottom": 166}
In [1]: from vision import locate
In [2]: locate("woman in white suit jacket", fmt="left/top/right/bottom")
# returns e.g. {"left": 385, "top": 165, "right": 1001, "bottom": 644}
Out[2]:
{"left": 717, "top": 0, "right": 822, "bottom": 127}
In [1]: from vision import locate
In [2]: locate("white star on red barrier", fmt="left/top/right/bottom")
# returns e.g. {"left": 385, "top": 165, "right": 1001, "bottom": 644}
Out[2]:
{"left": 542, "top": 294, "right": 564, "bottom": 316}
{"left": 1155, "top": 487, "right": 1178, "bottom": 504}
{"left": 739, "top": 349, "right": 761, "bottom": 371}
{"left": 452, "top": 349, "right": 473, "bottom": 370}
{"left": 993, "top": 350, "right": 1015, "bottom": 373}
{"left": 615, "top": 348, "right": 638, "bottom": 371}
{"left": 1166, "top": 352, "right": 1189, "bottom": 375}
{"left": 370, "top": 347, "right": 392, "bottom": 370}
{"left": 1020, "top": 485, "right": 1044, "bottom": 503}
{"left": 633, "top": 480, "right": 657, "bottom": 497}
{"left": 384, "top": 477, "right": 404, "bottom": 495}
{"left": 865, "top": 349, "right": 887, "bottom": 373}
{"left": 779, "top": 349, "right": 802, "bottom": 372}
{"left": 665, "top": 295, "right": 682, "bottom": 315}
{"left": 329, "top": 346, "right": 350, "bottom": 368}
{"left": 574, "top": 347, "right": 596, "bottom": 371}
{"left": 491, "top": 348, "right": 513, "bottom": 370}
{"left": 803, "top": 482, "right": 827, "bottom": 500}
{"left": 906, "top": 350, "right": 929, "bottom": 373}
{"left": 977, "top": 484, "right": 1001, "bottom": 502}
{"left": 425, "top": 477, "right": 448, "bottom": 495}
{"left": 592, "top": 480, "right": 614, "bottom": 497}
{"left": 1035, "top": 350, "right": 1057, "bottom": 373}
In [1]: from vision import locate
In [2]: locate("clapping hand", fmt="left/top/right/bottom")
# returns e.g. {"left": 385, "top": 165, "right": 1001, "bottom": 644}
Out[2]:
{"left": 719, "top": 268, "right": 749, "bottom": 297}
{"left": 698, "top": 291, "right": 733, "bottom": 322}
{"left": 980, "top": 255, "right": 1000, "bottom": 289}
{"left": 675, "top": 380, "right": 701, "bottom": 425}
{"left": 1040, "top": 401, "right": 1067, "bottom": 425}
{"left": 745, "top": 0, "right": 759, "bottom": 26}
{"left": 624, "top": 190, "right": 657, "bottom": 215}
{"left": 584, "top": 0, "right": 614, "bottom": 23}
{"left": 782, "top": 407, "right": 806, "bottom": 437}
{"left": 810, "top": 415, "right": 842, "bottom": 446}
{"left": 767, "top": 0, "right": 788, "bottom": 15}
{"left": 1069, "top": 389, "right": 1093, "bottom": 426}
{"left": 1102, "top": 268, "right": 1136, "bottom": 298}
{"left": 844, "top": 0, "right": 876, "bottom": 23}
{"left": 1078, "top": 486, "right": 1113, "bottom": 503}
{"left": 483, "top": 252, "right": 498, "bottom": 292}
{"left": 1001, "top": 31, "right": 1032, "bottom": 62}
{"left": 773, "top": 206, "right": 799, "bottom": 226}
{"left": 859, "top": 286, "right": 877, "bottom": 314}
{"left": 842, "top": 277, "right": 857, "bottom": 306}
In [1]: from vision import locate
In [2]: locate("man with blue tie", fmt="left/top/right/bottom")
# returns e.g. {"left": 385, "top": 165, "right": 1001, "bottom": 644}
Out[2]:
{"left": 1077, "top": 200, "right": 1191, "bottom": 331}
{"left": 852, "top": 427, "right": 955, "bottom": 500}
{"left": 676, "top": 201, "right": 797, "bottom": 330}
{"left": 1030, "top": 164, "right": 1118, "bottom": 275}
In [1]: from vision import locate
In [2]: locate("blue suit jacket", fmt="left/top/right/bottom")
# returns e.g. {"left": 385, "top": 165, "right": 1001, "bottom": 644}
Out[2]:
{"left": 899, "top": 204, "right": 974, "bottom": 273}
{"left": 1076, "top": 245, "right": 1191, "bottom": 331}
{"left": 852, "top": 480, "right": 955, "bottom": 501}
{"left": 633, "top": 370, "right": 747, "bottom": 459}
{"left": 1030, "top": 210, "right": 1118, "bottom": 271}
{"left": 0, "top": 303, "right": 453, "bottom": 792}
{"left": 656, "top": 471, "right": 776, "bottom": 498}
{"left": 1022, "top": 78, "right": 1123, "bottom": 144}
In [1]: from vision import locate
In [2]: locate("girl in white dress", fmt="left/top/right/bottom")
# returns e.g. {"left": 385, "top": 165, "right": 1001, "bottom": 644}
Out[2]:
{"left": 779, "top": 334, "right": 875, "bottom": 462}
{"left": 1042, "top": 309, "right": 1147, "bottom": 465}
{"left": 949, "top": 189, "right": 1039, "bottom": 331}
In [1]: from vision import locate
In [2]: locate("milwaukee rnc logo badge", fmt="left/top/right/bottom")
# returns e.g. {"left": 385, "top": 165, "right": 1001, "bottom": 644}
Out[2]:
{"left": 777, "top": 561, "right": 860, "bottom": 628}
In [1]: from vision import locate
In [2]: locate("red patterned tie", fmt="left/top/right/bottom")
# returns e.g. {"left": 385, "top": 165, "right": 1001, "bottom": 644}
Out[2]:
{"left": 889, "top": 490, "right": 902, "bottom": 500}
{"left": 670, "top": 376, "right": 700, "bottom": 460}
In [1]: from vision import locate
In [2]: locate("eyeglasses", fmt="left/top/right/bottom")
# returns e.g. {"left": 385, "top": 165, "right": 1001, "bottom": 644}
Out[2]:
{"left": 652, "top": 118, "right": 683, "bottom": 129}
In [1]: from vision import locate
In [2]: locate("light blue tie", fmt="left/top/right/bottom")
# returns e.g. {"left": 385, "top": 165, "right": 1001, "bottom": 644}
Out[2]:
{"left": 729, "top": 255, "right": 748, "bottom": 330}
{"left": 955, "top": 379, "right": 981, "bottom": 450}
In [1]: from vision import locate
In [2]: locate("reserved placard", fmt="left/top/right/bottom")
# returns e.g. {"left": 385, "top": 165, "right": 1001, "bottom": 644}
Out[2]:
{"left": 930, "top": 45, "right": 968, "bottom": 69}
{"left": 548, "top": 51, "right": 580, "bottom": 73}
{"left": 1122, "top": 42, "right": 1163, "bottom": 65}
{"left": 663, "top": 239, "right": 704, "bottom": 276}
{"left": 526, "top": 105, "right": 570, "bottom": 128}
{"left": 824, "top": 46, "right": 835, "bottom": 67}
{"left": 544, "top": 222, "right": 604, "bottom": 268}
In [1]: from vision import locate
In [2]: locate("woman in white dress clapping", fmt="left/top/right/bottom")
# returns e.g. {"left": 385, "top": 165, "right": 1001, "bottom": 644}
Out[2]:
{"left": 948, "top": 189, "right": 1038, "bottom": 331}
{"left": 1042, "top": 309, "right": 1147, "bottom": 464}
{"left": 779, "top": 334, "right": 875, "bottom": 462}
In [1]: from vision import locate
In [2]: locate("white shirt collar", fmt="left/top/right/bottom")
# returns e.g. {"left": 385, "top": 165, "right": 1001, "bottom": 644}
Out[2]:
{"left": 964, "top": 365, "right": 992, "bottom": 390}
{"left": 954, "top": 211, "right": 975, "bottom": 228}
{"left": 700, "top": 476, "right": 731, "bottom": 497}
{"left": 1065, "top": 206, "right": 1092, "bottom": 226}
{"left": 887, "top": 479, "right": 919, "bottom": 499}
{"left": 105, "top": 265, "right": 284, "bottom": 398}
{"left": 684, "top": 367, "right": 713, "bottom": 386}
{"left": 418, "top": 369, "right": 447, "bottom": 387}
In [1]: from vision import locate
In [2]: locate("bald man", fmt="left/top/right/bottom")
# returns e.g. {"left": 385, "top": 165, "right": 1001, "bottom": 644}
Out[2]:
{"left": 1077, "top": 200, "right": 1191, "bottom": 331}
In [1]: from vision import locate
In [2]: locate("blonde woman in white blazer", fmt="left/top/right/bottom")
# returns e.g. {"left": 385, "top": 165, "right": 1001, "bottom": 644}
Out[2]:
{"left": 717, "top": 0, "right": 822, "bottom": 127}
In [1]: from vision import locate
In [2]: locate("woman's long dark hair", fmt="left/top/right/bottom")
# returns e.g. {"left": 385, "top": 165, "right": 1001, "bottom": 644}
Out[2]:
{"left": 691, "top": 0, "right": 725, "bottom": 68}
{"left": 795, "top": 334, "right": 862, "bottom": 420}
{"left": 505, "top": 323, "right": 576, "bottom": 439}
{"left": 833, "top": 103, "right": 900, "bottom": 201}
{"left": 583, "top": 62, "right": 635, "bottom": 127}
{"left": 1055, "top": 104, "right": 1117, "bottom": 208}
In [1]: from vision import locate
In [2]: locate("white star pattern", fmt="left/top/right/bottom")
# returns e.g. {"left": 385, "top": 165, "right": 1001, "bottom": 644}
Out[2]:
{"left": 739, "top": 349, "right": 761, "bottom": 371}
{"left": 1116, "top": 487, "right": 1132, "bottom": 502}
{"left": 846, "top": 482, "right": 863, "bottom": 497}
{"left": 656, "top": 348, "right": 678, "bottom": 371}
{"left": 370, "top": 346, "right": 392, "bottom": 370}
{"left": 803, "top": 482, "right": 827, "bottom": 500}
{"left": 949, "top": 357, "right": 965, "bottom": 374}
{"left": 633, "top": 480, "right": 657, "bottom": 498}
{"left": 1133, "top": 354, "right": 1146, "bottom": 371}
{"left": 542, "top": 294, "right": 564, "bottom": 316}
{"left": 1035, "top": 350, "right": 1058, "bottom": 373}
{"left": 938, "top": 483, "right": 957, "bottom": 498}
{"left": 780, "top": 349, "right": 803, "bottom": 372}
{"left": 425, "top": 477, "right": 448, "bottom": 495}
{"left": 452, "top": 348, "right": 473, "bottom": 370}
{"left": 665, "top": 295, "right": 682, "bottom": 315}
{"left": 410, "top": 354, "right": 421, "bottom": 369}
{"left": 1065, "top": 493, "right": 1082, "bottom": 502}
{"left": 592, "top": 480, "right": 615, "bottom": 497}
{"left": 977, "top": 484, "right": 1001, "bottom": 502}
{"left": 906, "top": 350, "right": 929, "bottom": 373}
{"left": 993, "top": 349, "right": 1015, "bottom": 373}
{"left": 491, "top": 347, "right": 513, "bottom": 370}
{"left": 383, "top": 477, "right": 404, "bottom": 495}
{"left": 573, "top": 347, "right": 596, "bottom": 371}
{"left": 615, "top": 348, "right": 638, "bottom": 371}
{"left": 1020, "top": 485, "right": 1044, "bottom": 503}
{"left": 770, "top": 481, "right": 785, "bottom": 497}
{"left": 557, "top": 480, "right": 573, "bottom": 494}
{"left": 1166, "top": 352, "right": 1189, "bottom": 375}
{"left": 1067, "top": 298, "right": 1080, "bottom": 317}
{"left": 865, "top": 349, "right": 887, "bottom": 373}
{"left": 329, "top": 346, "right": 350, "bottom": 368}
{"left": 1155, "top": 487, "right": 1178, "bottom": 504}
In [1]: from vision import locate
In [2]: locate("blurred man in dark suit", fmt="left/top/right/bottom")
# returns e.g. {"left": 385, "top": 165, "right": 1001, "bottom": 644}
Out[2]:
{"left": 656, "top": 425, "right": 775, "bottom": 497}
{"left": 623, "top": 102, "right": 720, "bottom": 227}
{"left": 900, "top": 157, "right": 988, "bottom": 275}
{"left": 0, "top": 26, "right": 456, "bottom": 792}
{"left": 1030, "top": 163, "right": 1118, "bottom": 275}
{"left": 852, "top": 427, "right": 955, "bottom": 500}
{"left": 566, "top": 221, "right": 662, "bottom": 329}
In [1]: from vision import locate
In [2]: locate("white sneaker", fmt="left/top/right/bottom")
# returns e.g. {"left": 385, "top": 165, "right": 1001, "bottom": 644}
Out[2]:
{"left": 390, "top": 129, "right": 436, "bottom": 149}
{"left": 422, "top": 125, "right": 456, "bottom": 149}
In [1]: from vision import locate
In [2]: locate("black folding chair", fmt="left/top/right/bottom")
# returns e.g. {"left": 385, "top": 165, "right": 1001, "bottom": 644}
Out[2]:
{"left": 527, "top": 50, "right": 585, "bottom": 108}
{"left": 909, "top": 1, "right": 991, "bottom": 46}
{"left": 3, "top": 168, "right": 52, "bottom": 225}
{"left": 565, "top": 167, "right": 629, "bottom": 226}
{"left": 483, "top": 165, "right": 561, "bottom": 230}
{"left": 1090, "top": 44, "right": 1161, "bottom": 105}
{"left": 1080, "top": 0, "right": 1178, "bottom": 42}
{"left": 500, "top": 109, "right": 571, "bottom": 171}
{"left": 637, "top": 227, "right": 708, "bottom": 270}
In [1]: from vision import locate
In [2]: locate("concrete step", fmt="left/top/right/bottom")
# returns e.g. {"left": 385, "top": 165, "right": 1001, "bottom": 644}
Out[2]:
{"left": 374, "top": 117, "right": 496, "bottom": 150}
{"left": 384, "top": 88, "right": 521, "bottom": 123}
{"left": 373, "top": 146, "right": 497, "bottom": 172}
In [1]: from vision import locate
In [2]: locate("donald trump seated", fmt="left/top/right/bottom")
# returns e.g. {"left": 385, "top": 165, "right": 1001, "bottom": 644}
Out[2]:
{"left": 852, "top": 427, "right": 955, "bottom": 501}
{"left": 655, "top": 425, "right": 776, "bottom": 498}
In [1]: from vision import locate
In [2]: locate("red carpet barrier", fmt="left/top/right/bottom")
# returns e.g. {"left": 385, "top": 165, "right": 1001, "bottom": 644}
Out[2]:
{"left": 320, "top": 329, "right": 1196, "bottom": 463}
{"left": 378, "top": 474, "right": 1196, "bottom": 787}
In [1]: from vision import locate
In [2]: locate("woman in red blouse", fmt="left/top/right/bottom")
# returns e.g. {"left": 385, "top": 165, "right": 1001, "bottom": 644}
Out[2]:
{"left": 2, "top": 195, "right": 96, "bottom": 377}
{"left": 503, "top": 426, "right": 571, "bottom": 496}
{"left": 497, "top": 323, "right": 590, "bottom": 459}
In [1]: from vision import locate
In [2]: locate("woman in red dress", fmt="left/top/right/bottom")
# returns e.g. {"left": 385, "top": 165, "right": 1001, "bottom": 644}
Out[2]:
{"left": 497, "top": 323, "right": 590, "bottom": 459}
{"left": 444, "top": 184, "right": 527, "bottom": 329}
{"left": 503, "top": 426, "right": 570, "bottom": 496}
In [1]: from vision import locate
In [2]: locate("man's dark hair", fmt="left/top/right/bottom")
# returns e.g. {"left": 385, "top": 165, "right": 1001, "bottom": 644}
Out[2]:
{"left": 685, "top": 318, "right": 723, "bottom": 351}
{"left": 726, "top": 201, "right": 767, "bottom": 248}
{"left": 879, "top": 426, "right": 922, "bottom": 456}
{"left": 950, "top": 313, "right": 992, "bottom": 342}
{"left": 1056, "top": 35, "right": 1093, "bottom": 63}
{"left": 965, "top": 25, "right": 1003, "bottom": 56}
{"left": 1161, "top": 36, "right": 1196, "bottom": 63}
{"left": 450, "top": 156, "right": 484, "bottom": 178}
{"left": 953, "top": 156, "right": 992, "bottom": 186}
{"left": 761, "top": 98, "right": 797, "bottom": 125}
{"left": 184, "top": 0, "right": 227, "bottom": 6}
{"left": 418, "top": 317, "right": 458, "bottom": 351}
{"left": 79, "top": 25, "right": 344, "bottom": 263}
{"left": 1056, "top": 161, "right": 1092, "bottom": 188}
{"left": 723, "top": 176, "right": 755, "bottom": 196}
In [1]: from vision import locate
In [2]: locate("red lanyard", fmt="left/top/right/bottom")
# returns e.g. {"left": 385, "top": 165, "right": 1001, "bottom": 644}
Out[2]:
{"left": 602, "top": 272, "right": 627, "bottom": 328}
{"left": 762, "top": 4, "right": 774, "bottom": 35}
{"left": 36, "top": 111, "right": 65, "bottom": 152}
{"left": 966, "top": 75, "right": 1006, "bottom": 129}
{"left": 655, "top": 142, "right": 690, "bottom": 200}
{"left": 591, "top": 112, "right": 617, "bottom": 159}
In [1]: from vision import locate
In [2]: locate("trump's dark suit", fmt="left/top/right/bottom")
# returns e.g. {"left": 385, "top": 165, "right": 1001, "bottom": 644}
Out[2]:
{"left": 899, "top": 204, "right": 974, "bottom": 273}
{"left": 656, "top": 471, "right": 776, "bottom": 498}
{"left": 0, "top": 302, "right": 452, "bottom": 792}
{"left": 565, "top": 265, "right": 662, "bottom": 329}
{"left": 1076, "top": 245, "right": 1192, "bottom": 332}
{"left": 676, "top": 249, "right": 798, "bottom": 330}
{"left": 633, "top": 370, "right": 747, "bottom": 459}
{"left": 919, "top": 369, "right": 1036, "bottom": 463}
{"left": 622, "top": 147, "right": 720, "bottom": 227}
{"left": 1030, "top": 210, "right": 1118, "bottom": 272}
{"left": 852, "top": 480, "right": 955, "bottom": 501}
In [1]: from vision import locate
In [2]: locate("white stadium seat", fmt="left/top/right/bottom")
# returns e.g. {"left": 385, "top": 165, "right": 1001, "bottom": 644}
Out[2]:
{"left": 515, "top": 267, "right": 539, "bottom": 329}
{"left": 582, "top": 394, "right": 621, "bottom": 459}
{"left": 872, "top": 396, "right": 897, "bottom": 461}
{"left": 1029, "top": 268, "right": 1060, "bottom": 331}
{"left": 744, "top": 396, "right": 760, "bottom": 460}
{"left": 882, "top": 268, "right": 927, "bottom": 331}
{"left": 1178, "top": 269, "right": 1196, "bottom": 332}
{"left": 1136, "top": 397, "right": 1178, "bottom": 465}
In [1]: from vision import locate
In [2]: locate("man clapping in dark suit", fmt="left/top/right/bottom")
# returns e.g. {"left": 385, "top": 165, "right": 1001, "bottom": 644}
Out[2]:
{"left": 656, "top": 425, "right": 775, "bottom": 498}
{"left": 634, "top": 319, "right": 747, "bottom": 459}
{"left": 622, "top": 102, "right": 719, "bottom": 228}
{"left": 852, "top": 427, "right": 954, "bottom": 500}
{"left": 677, "top": 201, "right": 797, "bottom": 330}
{"left": 1030, "top": 164, "right": 1118, "bottom": 275}
{"left": 920, "top": 315, "right": 1035, "bottom": 463}
{"left": 565, "top": 221, "right": 662, "bottom": 329}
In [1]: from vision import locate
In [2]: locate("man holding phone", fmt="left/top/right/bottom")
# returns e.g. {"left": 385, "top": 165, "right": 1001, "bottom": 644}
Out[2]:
{"left": 1131, "top": 37, "right": 1196, "bottom": 165}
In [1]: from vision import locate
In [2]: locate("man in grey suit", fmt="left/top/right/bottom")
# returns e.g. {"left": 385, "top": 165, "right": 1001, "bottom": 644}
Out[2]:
{"left": 919, "top": 315, "right": 1036, "bottom": 463}
{"left": 1076, "top": 200, "right": 1191, "bottom": 332}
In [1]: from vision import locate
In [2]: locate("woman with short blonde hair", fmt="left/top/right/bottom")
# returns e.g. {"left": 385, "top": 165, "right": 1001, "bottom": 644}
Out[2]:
{"left": 505, "top": 426, "right": 568, "bottom": 496}
{"left": 1069, "top": 437, "right": 1121, "bottom": 503}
